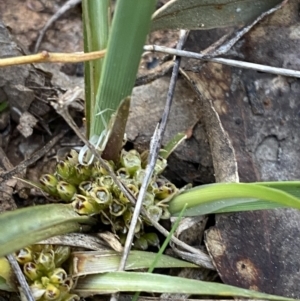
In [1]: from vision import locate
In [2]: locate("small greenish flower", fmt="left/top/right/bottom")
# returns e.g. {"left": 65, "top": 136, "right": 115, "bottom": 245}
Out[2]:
{"left": 36, "top": 250, "right": 55, "bottom": 273}
{"left": 134, "top": 169, "right": 146, "bottom": 186}
{"left": 39, "top": 174, "right": 58, "bottom": 196}
{"left": 71, "top": 194, "right": 101, "bottom": 215}
{"left": 155, "top": 182, "right": 177, "bottom": 200}
{"left": 56, "top": 161, "right": 75, "bottom": 182}
{"left": 96, "top": 175, "right": 114, "bottom": 188}
{"left": 109, "top": 199, "right": 127, "bottom": 217}
{"left": 160, "top": 207, "right": 171, "bottom": 220}
{"left": 154, "top": 156, "right": 167, "bottom": 174}
{"left": 15, "top": 247, "right": 33, "bottom": 264}
{"left": 48, "top": 268, "right": 67, "bottom": 285}
{"left": 142, "top": 192, "right": 155, "bottom": 208}
{"left": 30, "top": 280, "right": 46, "bottom": 300}
{"left": 120, "top": 149, "right": 141, "bottom": 176}
{"left": 78, "top": 181, "right": 93, "bottom": 196}
{"left": 116, "top": 167, "right": 130, "bottom": 179}
{"left": 75, "top": 164, "right": 91, "bottom": 182}
{"left": 147, "top": 205, "right": 162, "bottom": 223}
{"left": 90, "top": 186, "right": 112, "bottom": 206}
{"left": 65, "top": 149, "right": 79, "bottom": 166}
{"left": 23, "top": 262, "right": 42, "bottom": 281}
{"left": 56, "top": 181, "right": 77, "bottom": 202}
{"left": 44, "top": 282, "right": 61, "bottom": 300}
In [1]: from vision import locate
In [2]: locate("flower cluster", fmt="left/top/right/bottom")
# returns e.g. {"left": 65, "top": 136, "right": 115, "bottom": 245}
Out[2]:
{"left": 39, "top": 149, "right": 177, "bottom": 250}
{"left": 15, "top": 245, "right": 78, "bottom": 301}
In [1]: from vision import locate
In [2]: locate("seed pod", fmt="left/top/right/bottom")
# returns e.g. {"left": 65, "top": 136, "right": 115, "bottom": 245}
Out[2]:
{"left": 48, "top": 268, "right": 67, "bottom": 285}
{"left": 72, "top": 194, "right": 101, "bottom": 215}
{"left": 65, "top": 149, "right": 79, "bottom": 166}
{"left": 44, "top": 282, "right": 61, "bottom": 300}
{"left": 37, "top": 250, "right": 55, "bottom": 273}
{"left": 75, "top": 164, "right": 91, "bottom": 182}
{"left": 120, "top": 149, "right": 141, "bottom": 176}
{"left": 142, "top": 233, "right": 160, "bottom": 248}
{"left": 39, "top": 174, "right": 58, "bottom": 196}
{"left": 54, "top": 246, "right": 71, "bottom": 267}
{"left": 78, "top": 181, "right": 93, "bottom": 196}
{"left": 23, "top": 262, "right": 42, "bottom": 281}
{"left": 109, "top": 199, "right": 127, "bottom": 217}
{"left": 15, "top": 247, "right": 33, "bottom": 264}
{"left": 90, "top": 187, "right": 112, "bottom": 206}
{"left": 57, "top": 181, "right": 77, "bottom": 202}
{"left": 133, "top": 236, "right": 148, "bottom": 250}
{"left": 147, "top": 205, "right": 162, "bottom": 223}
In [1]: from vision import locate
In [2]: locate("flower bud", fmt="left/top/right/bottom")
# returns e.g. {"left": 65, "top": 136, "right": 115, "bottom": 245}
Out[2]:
{"left": 56, "top": 181, "right": 77, "bottom": 202}
{"left": 54, "top": 246, "right": 71, "bottom": 267}
{"left": 142, "top": 233, "right": 160, "bottom": 248}
{"left": 133, "top": 236, "right": 148, "bottom": 250}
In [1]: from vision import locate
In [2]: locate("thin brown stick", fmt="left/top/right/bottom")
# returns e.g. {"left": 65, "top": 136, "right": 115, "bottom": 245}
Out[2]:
{"left": 0, "top": 50, "right": 106, "bottom": 67}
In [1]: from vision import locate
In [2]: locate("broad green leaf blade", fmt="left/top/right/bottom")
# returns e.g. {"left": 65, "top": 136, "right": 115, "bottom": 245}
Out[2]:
{"left": 91, "top": 0, "right": 157, "bottom": 138}
{"left": 168, "top": 183, "right": 300, "bottom": 216}
{"left": 0, "top": 204, "right": 94, "bottom": 257}
{"left": 71, "top": 250, "right": 196, "bottom": 276}
{"left": 82, "top": 0, "right": 110, "bottom": 138}
{"left": 254, "top": 181, "right": 300, "bottom": 198}
{"left": 74, "top": 271, "right": 295, "bottom": 301}
{"left": 151, "top": 0, "right": 282, "bottom": 31}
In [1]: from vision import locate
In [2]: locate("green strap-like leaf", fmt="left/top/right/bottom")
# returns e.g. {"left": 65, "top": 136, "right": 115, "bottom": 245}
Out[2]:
{"left": 91, "top": 0, "right": 157, "bottom": 138}
{"left": 74, "top": 271, "right": 296, "bottom": 301}
{"left": 0, "top": 204, "right": 95, "bottom": 257}
{"left": 168, "top": 182, "right": 300, "bottom": 216}
{"left": 151, "top": 0, "right": 282, "bottom": 31}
